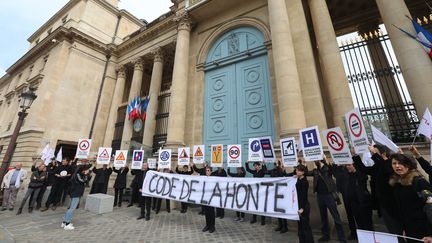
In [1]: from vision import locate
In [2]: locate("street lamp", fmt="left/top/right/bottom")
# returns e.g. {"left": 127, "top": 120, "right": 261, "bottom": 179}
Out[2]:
{"left": 0, "top": 88, "right": 37, "bottom": 184}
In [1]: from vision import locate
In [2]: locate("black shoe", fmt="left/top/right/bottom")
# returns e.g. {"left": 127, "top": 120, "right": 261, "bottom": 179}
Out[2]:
{"left": 137, "top": 215, "right": 145, "bottom": 220}
{"left": 127, "top": 204, "right": 133, "bottom": 207}
{"left": 318, "top": 236, "right": 330, "bottom": 242}
{"left": 28, "top": 207, "right": 33, "bottom": 213}
{"left": 167, "top": 209, "right": 170, "bottom": 213}
{"left": 219, "top": 215, "right": 224, "bottom": 219}
{"left": 209, "top": 228, "right": 215, "bottom": 233}
{"left": 118, "top": 204, "right": 122, "bottom": 207}
{"left": 9, "top": 208, "right": 14, "bottom": 211}
{"left": 202, "top": 226, "right": 209, "bottom": 232}
{"left": 274, "top": 227, "right": 282, "bottom": 231}
{"left": 198, "top": 211, "right": 204, "bottom": 215}
{"left": 261, "top": 220, "right": 265, "bottom": 226}
{"left": 145, "top": 216, "right": 150, "bottom": 221}
{"left": 155, "top": 210, "right": 159, "bottom": 214}
{"left": 40, "top": 207, "right": 48, "bottom": 212}
{"left": 16, "top": 208, "right": 22, "bottom": 215}
{"left": 280, "top": 228, "right": 288, "bottom": 234}
{"left": 35, "top": 205, "right": 41, "bottom": 210}
{"left": 1, "top": 208, "right": 6, "bottom": 211}
{"left": 347, "top": 234, "right": 357, "bottom": 240}
{"left": 250, "top": 219, "right": 257, "bottom": 224}
{"left": 113, "top": 203, "right": 117, "bottom": 207}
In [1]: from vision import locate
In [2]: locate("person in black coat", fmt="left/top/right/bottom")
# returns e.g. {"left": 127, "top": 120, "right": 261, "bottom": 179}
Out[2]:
{"left": 113, "top": 166, "right": 129, "bottom": 207}
{"left": 155, "top": 168, "right": 172, "bottom": 214}
{"left": 176, "top": 165, "right": 193, "bottom": 213}
{"left": 128, "top": 167, "right": 142, "bottom": 207}
{"left": 17, "top": 164, "right": 47, "bottom": 215}
{"left": 211, "top": 167, "right": 227, "bottom": 219}
{"left": 389, "top": 153, "right": 432, "bottom": 241}
{"left": 294, "top": 164, "right": 314, "bottom": 243}
{"left": 192, "top": 162, "right": 207, "bottom": 215}
{"left": 29, "top": 160, "right": 48, "bottom": 210}
{"left": 136, "top": 162, "right": 152, "bottom": 221}
{"left": 266, "top": 161, "right": 288, "bottom": 233}
{"left": 90, "top": 163, "right": 113, "bottom": 194}
{"left": 246, "top": 161, "right": 267, "bottom": 225}
{"left": 227, "top": 167, "right": 246, "bottom": 221}
{"left": 410, "top": 145, "right": 432, "bottom": 184}
{"left": 345, "top": 163, "right": 374, "bottom": 232}
{"left": 202, "top": 166, "right": 216, "bottom": 233}
{"left": 353, "top": 144, "right": 401, "bottom": 235}
{"left": 41, "top": 159, "right": 72, "bottom": 211}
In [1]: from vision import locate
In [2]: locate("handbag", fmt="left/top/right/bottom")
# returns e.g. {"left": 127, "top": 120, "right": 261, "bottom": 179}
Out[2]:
{"left": 317, "top": 170, "right": 341, "bottom": 205}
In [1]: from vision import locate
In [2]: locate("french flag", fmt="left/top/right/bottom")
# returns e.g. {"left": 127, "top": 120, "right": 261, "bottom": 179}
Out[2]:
{"left": 411, "top": 19, "right": 432, "bottom": 59}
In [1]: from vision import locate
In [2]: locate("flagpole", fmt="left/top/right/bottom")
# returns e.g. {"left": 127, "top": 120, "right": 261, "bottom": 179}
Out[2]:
{"left": 411, "top": 131, "right": 419, "bottom": 146}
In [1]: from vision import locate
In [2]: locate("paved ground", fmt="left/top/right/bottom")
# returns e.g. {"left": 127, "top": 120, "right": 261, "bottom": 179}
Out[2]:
{"left": 0, "top": 189, "right": 375, "bottom": 243}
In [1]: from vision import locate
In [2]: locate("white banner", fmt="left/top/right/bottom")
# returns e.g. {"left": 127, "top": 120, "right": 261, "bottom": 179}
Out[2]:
{"left": 259, "top": 137, "right": 276, "bottom": 163}
{"left": 96, "top": 147, "right": 112, "bottom": 164}
{"left": 131, "top": 150, "right": 144, "bottom": 170}
{"left": 371, "top": 125, "right": 399, "bottom": 153}
{"left": 158, "top": 149, "right": 172, "bottom": 169}
{"left": 147, "top": 158, "right": 157, "bottom": 169}
{"left": 227, "top": 144, "right": 242, "bottom": 167}
{"left": 142, "top": 171, "right": 299, "bottom": 220}
{"left": 345, "top": 108, "right": 369, "bottom": 154}
{"left": 178, "top": 147, "right": 190, "bottom": 166}
{"left": 322, "top": 127, "right": 352, "bottom": 164}
{"left": 193, "top": 145, "right": 205, "bottom": 164}
{"left": 248, "top": 138, "right": 263, "bottom": 162}
{"left": 280, "top": 137, "right": 298, "bottom": 167}
{"left": 114, "top": 150, "right": 128, "bottom": 168}
{"left": 211, "top": 144, "right": 223, "bottom": 167}
{"left": 299, "top": 126, "right": 323, "bottom": 162}
{"left": 76, "top": 139, "right": 92, "bottom": 159}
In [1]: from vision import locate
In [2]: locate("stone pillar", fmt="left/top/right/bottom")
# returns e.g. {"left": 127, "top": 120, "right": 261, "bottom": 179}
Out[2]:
{"left": 376, "top": 0, "right": 432, "bottom": 117}
{"left": 268, "top": 0, "right": 307, "bottom": 137}
{"left": 120, "top": 59, "right": 144, "bottom": 149}
{"left": 308, "top": 0, "right": 354, "bottom": 129}
{"left": 165, "top": 12, "right": 191, "bottom": 147}
{"left": 103, "top": 66, "right": 126, "bottom": 147}
{"left": 142, "top": 48, "right": 164, "bottom": 151}
{"left": 286, "top": 0, "right": 327, "bottom": 130}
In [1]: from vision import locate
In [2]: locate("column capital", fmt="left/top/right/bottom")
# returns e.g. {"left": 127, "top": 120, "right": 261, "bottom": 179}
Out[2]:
{"left": 133, "top": 58, "right": 144, "bottom": 71}
{"left": 116, "top": 65, "right": 126, "bottom": 78}
{"left": 174, "top": 11, "right": 192, "bottom": 31}
{"left": 152, "top": 47, "right": 165, "bottom": 63}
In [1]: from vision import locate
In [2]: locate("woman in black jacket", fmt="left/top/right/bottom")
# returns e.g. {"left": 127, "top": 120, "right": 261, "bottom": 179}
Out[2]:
{"left": 295, "top": 164, "right": 314, "bottom": 243}
{"left": 17, "top": 164, "right": 47, "bottom": 214}
{"left": 211, "top": 167, "right": 227, "bottom": 219}
{"left": 267, "top": 161, "right": 288, "bottom": 233}
{"left": 113, "top": 166, "right": 129, "bottom": 207}
{"left": 202, "top": 166, "right": 216, "bottom": 233}
{"left": 389, "top": 153, "right": 432, "bottom": 241}
{"left": 62, "top": 165, "right": 90, "bottom": 230}
{"left": 410, "top": 145, "right": 432, "bottom": 184}
{"left": 176, "top": 165, "right": 193, "bottom": 213}
{"left": 227, "top": 167, "right": 246, "bottom": 221}
{"left": 245, "top": 161, "right": 267, "bottom": 225}
{"left": 90, "top": 164, "right": 112, "bottom": 194}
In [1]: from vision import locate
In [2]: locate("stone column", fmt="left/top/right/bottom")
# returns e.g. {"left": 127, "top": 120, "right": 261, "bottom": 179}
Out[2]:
{"left": 375, "top": 0, "right": 432, "bottom": 117}
{"left": 268, "top": 0, "right": 307, "bottom": 137}
{"left": 308, "top": 0, "right": 354, "bottom": 129}
{"left": 120, "top": 58, "right": 144, "bottom": 149}
{"left": 103, "top": 65, "right": 126, "bottom": 147}
{"left": 142, "top": 48, "right": 164, "bottom": 151}
{"left": 286, "top": 0, "right": 327, "bottom": 130}
{"left": 165, "top": 12, "right": 191, "bottom": 147}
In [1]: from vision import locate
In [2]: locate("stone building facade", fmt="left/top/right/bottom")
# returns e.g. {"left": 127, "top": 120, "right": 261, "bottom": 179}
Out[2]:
{"left": 0, "top": 0, "right": 431, "bottom": 165}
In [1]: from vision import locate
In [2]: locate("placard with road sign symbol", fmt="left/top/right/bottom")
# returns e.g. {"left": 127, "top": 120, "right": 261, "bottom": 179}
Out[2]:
{"left": 322, "top": 127, "right": 352, "bottom": 164}
{"left": 259, "top": 137, "right": 276, "bottom": 163}
{"left": 280, "top": 137, "right": 298, "bottom": 167}
{"left": 158, "top": 149, "right": 172, "bottom": 169}
{"left": 227, "top": 144, "right": 242, "bottom": 167}
{"left": 131, "top": 150, "right": 144, "bottom": 170}
{"left": 211, "top": 144, "right": 223, "bottom": 167}
{"left": 147, "top": 158, "right": 157, "bottom": 169}
{"left": 178, "top": 147, "right": 190, "bottom": 166}
{"left": 299, "top": 126, "right": 323, "bottom": 162}
{"left": 248, "top": 138, "right": 263, "bottom": 162}
{"left": 193, "top": 145, "right": 205, "bottom": 164}
{"left": 114, "top": 150, "right": 128, "bottom": 168}
{"left": 345, "top": 108, "right": 369, "bottom": 154}
{"left": 96, "top": 147, "right": 112, "bottom": 164}
{"left": 76, "top": 139, "right": 92, "bottom": 159}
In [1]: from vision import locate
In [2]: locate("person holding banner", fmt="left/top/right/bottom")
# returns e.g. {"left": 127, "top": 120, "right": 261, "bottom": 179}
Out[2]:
{"left": 137, "top": 162, "right": 152, "bottom": 221}
{"left": 90, "top": 163, "right": 112, "bottom": 194}
{"left": 294, "top": 164, "right": 315, "bottom": 243}
{"left": 227, "top": 167, "right": 246, "bottom": 221}
{"left": 202, "top": 166, "right": 216, "bottom": 233}
{"left": 389, "top": 153, "right": 432, "bottom": 241}
{"left": 246, "top": 161, "right": 267, "bottom": 225}
{"left": 175, "top": 165, "right": 193, "bottom": 213}
{"left": 192, "top": 162, "right": 207, "bottom": 215}
{"left": 410, "top": 145, "right": 432, "bottom": 183}
{"left": 113, "top": 166, "right": 129, "bottom": 207}
{"left": 266, "top": 161, "right": 288, "bottom": 233}
{"left": 211, "top": 167, "right": 227, "bottom": 219}
{"left": 155, "top": 168, "right": 172, "bottom": 214}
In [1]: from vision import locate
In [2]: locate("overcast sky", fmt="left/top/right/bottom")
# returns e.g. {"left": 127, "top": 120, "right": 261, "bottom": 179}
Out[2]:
{"left": 0, "top": 0, "right": 172, "bottom": 76}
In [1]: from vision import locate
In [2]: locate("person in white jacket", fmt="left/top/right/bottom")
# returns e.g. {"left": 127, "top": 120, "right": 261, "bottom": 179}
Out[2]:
{"left": 1, "top": 163, "right": 27, "bottom": 211}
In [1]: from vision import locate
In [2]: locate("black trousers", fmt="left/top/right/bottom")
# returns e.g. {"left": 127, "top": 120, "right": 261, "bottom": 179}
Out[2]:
{"left": 156, "top": 198, "right": 170, "bottom": 212}
{"left": 45, "top": 181, "right": 66, "bottom": 207}
{"left": 180, "top": 202, "right": 188, "bottom": 211}
{"left": 114, "top": 188, "right": 124, "bottom": 206}
{"left": 131, "top": 187, "right": 140, "bottom": 204}
{"left": 236, "top": 211, "right": 245, "bottom": 218}
{"left": 341, "top": 191, "right": 357, "bottom": 236}
{"left": 278, "top": 218, "right": 288, "bottom": 230}
{"left": 203, "top": 205, "right": 215, "bottom": 229}
{"left": 252, "top": 214, "right": 265, "bottom": 223}
{"left": 216, "top": 208, "right": 224, "bottom": 217}
{"left": 140, "top": 196, "right": 151, "bottom": 217}
{"left": 317, "top": 193, "right": 346, "bottom": 242}
{"left": 90, "top": 183, "right": 107, "bottom": 194}
{"left": 298, "top": 206, "right": 314, "bottom": 243}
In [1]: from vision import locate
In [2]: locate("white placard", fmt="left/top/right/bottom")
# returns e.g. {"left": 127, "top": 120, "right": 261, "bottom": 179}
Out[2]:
{"left": 299, "top": 126, "right": 324, "bottom": 162}
{"left": 158, "top": 149, "right": 172, "bottom": 169}
{"left": 114, "top": 150, "right": 128, "bottom": 168}
{"left": 76, "top": 139, "right": 92, "bottom": 159}
{"left": 248, "top": 138, "right": 263, "bottom": 162}
{"left": 211, "top": 144, "right": 223, "bottom": 167}
{"left": 322, "top": 127, "right": 352, "bottom": 164}
{"left": 147, "top": 158, "right": 157, "bottom": 169}
{"left": 131, "top": 150, "right": 144, "bottom": 170}
{"left": 96, "top": 147, "right": 112, "bottom": 164}
{"left": 345, "top": 108, "right": 369, "bottom": 154}
{"left": 193, "top": 145, "right": 205, "bottom": 164}
{"left": 178, "top": 147, "right": 190, "bottom": 166}
{"left": 280, "top": 137, "right": 298, "bottom": 167}
{"left": 227, "top": 144, "right": 242, "bottom": 167}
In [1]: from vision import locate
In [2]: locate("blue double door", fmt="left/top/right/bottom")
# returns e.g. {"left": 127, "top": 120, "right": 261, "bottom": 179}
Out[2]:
{"left": 203, "top": 54, "right": 275, "bottom": 165}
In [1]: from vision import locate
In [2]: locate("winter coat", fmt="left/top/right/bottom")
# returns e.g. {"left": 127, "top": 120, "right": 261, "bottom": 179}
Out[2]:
{"left": 227, "top": 168, "right": 246, "bottom": 178}
{"left": 245, "top": 163, "right": 267, "bottom": 178}
{"left": 1, "top": 168, "right": 27, "bottom": 189}
{"left": 69, "top": 172, "right": 89, "bottom": 198}
{"left": 113, "top": 167, "right": 128, "bottom": 189}
{"left": 346, "top": 170, "right": 372, "bottom": 209}
{"left": 311, "top": 163, "right": 337, "bottom": 194}
{"left": 28, "top": 170, "right": 47, "bottom": 188}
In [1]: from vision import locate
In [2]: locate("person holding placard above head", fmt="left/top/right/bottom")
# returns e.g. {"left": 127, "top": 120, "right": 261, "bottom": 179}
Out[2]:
{"left": 192, "top": 161, "right": 207, "bottom": 215}
{"left": 175, "top": 165, "right": 193, "bottom": 213}
{"left": 211, "top": 167, "right": 227, "bottom": 219}
{"left": 137, "top": 162, "right": 152, "bottom": 221}
{"left": 294, "top": 164, "right": 314, "bottom": 243}
{"left": 266, "top": 160, "right": 288, "bottom": 233}
{"left": 227, "top": 166, "right": 246, "bottom": 222}
{"left": 90, "top": 163, "right": 112, "bottom": 194}
{"left": 41, "top": 159, "right": 72, "bottom": 211}
{"left": 202, "top": 166, "right": 216, "bottom": 233}
{"left": 113, "top": 165, "right": 129, "bottom": 207}
{"left": 246, "top": 161, "right": 267, "bottom": 225}
{"left": 410, "top": 145, "right": 432, "bottom": 184}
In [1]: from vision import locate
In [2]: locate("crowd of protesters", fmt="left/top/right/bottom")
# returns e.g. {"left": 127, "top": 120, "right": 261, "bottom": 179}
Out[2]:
{"left": 2, "top": 144, "right": 432, "bottom": 243}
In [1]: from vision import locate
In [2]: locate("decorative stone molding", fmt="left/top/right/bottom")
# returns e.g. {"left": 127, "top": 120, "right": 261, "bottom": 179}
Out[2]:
{"left": 152, "top": 47, "right": 165, "bottom": 63}
{"left": 133, "top": 58, "right": 144, "bottom": 71}
{"left": 174, "top": 11, "right": 192, "bottom": 32}
{"left": 116, "top": 65, "right": 126, "bottom": 78}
